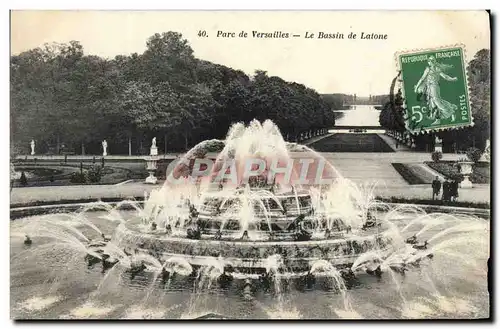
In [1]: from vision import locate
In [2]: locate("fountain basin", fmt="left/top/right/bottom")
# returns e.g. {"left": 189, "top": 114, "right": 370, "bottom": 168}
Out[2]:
{"left": 9, "top": 200, "right": 490, "bottom": 221}
{"left": 113, "top": 218, "right": 398, "bottom": 272}
{"left": 10, "top": 201, "right": 490, "bottom": 319}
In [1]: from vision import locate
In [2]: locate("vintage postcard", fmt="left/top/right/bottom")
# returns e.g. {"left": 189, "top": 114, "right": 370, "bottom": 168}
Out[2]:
{"left": 9, "top": 10, "right": 491, "bottom": 320}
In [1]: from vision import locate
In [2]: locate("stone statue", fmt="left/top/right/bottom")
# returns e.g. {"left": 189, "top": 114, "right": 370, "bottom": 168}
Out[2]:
{"left": 480, "top": 139, "right": 490, "bottom": 162}
{"left": 102, "top": 140, "right": 108, "bottom": 156}
{"left": 434, "top": 136, "right": 443, "bottom": 153}
{"left": 485, "top": 139, "right": 491, "bottom": 162}
{"left": 30, "top": 140, "right": 35, "bottom": 155}
{"left": 150, "top": 137, "right": 158, "bottom": 156}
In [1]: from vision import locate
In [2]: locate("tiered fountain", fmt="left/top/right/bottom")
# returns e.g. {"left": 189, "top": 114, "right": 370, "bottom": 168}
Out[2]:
{"left": 10, "top": 120, "right": 489, "bottom": 319}
{"left": 114, "top": 120, "right": 399, "bottom": 276}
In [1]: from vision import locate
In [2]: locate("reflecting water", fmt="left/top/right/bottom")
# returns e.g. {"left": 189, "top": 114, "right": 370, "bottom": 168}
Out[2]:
{"left": 335, "top": 105, "right": 381, "bottom": 127}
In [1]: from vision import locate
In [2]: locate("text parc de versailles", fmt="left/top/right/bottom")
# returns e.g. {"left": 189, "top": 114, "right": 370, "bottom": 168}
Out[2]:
{"left": 216, "top": 30, "right": 388, "bottom": 39}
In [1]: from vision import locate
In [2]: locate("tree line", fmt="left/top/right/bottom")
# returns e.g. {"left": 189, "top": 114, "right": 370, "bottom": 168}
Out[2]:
{"left": 11, "top": 32, "right": 339, "bottom": 156}
{"left": 378, "top": 49, "right": 490, "bottom": 153}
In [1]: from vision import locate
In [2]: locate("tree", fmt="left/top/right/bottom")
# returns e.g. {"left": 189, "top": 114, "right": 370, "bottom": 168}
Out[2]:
{"left": 115, "top": 81, "right": 181, "bottom": 154}
{"left": 441, "top": 49, "right": 490, "bottom": 152}
{"left": 11, "top": 32, "right": 339, "bottom": 154}
{"left": 174, "top": 83, "right": 219, "bottom": 149}
{"left": 142, "top": 32, "right": 197, "bottom": 89}
{"left": 379, "top": 88, "right": 405, "bottom": 132}
{"left": 11, "top": 41, "right": 87, "bottom": 153}
{"left": 321, "top": 94, "right": 348, "bottom": 110}
{"left": 467, "top": 49, "right": 490, "bottom": 149}
{"left": 466, "top": 147, "right": 482, "bottom": 163}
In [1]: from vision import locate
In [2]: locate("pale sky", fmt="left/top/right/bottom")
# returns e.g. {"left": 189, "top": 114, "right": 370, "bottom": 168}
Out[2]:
{"left": 10, "top": 10, "right": 490, "bottom": 95}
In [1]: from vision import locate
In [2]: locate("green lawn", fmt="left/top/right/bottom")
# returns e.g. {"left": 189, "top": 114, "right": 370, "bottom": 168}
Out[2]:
{"left": 12, "top": 162, "right": 151, "bottom": 187}
{"left": 11, "top": 158, "right": 183, "bottom": 187}
{"left": 310, "top": 133, "right": 394, "bottom": 152}
{"left": 391, "top": 163, "right": 432, "bottom": 185}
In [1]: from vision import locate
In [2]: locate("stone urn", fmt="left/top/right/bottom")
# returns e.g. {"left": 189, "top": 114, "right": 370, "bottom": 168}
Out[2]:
{"left": 145, "top": 156, "right": 158, "bottom": 184}
{"left": 457, "top": 160, "right": 474, "bottom": 188}
{"left": 145, "top": 140, "right": 159, "bottom": 184}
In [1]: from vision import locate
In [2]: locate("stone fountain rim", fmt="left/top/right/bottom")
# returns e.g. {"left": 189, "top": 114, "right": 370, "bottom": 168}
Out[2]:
{"left": 113, "top": 222, "right": 398, "bottom": 269}
{"left": 10, "top": 200, "right": 490, "bottom": 220}
{"left": 117, "top": 220, "right": 393, "bottom": 247}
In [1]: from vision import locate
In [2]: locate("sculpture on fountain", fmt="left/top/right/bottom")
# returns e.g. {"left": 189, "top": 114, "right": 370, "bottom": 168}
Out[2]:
{"left": 112, "top": 120, "right": 405, "bottom": 282}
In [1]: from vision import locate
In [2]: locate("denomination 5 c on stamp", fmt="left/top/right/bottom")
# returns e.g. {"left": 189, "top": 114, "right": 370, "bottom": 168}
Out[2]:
{"left": 397, "top": 46, "right": 473, "bottom": 133}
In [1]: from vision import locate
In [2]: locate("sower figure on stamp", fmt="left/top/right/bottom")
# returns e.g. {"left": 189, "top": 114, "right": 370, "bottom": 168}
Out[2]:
{"left": 431, "top": 176, "right": 441, "bottom": 200}
{"left": 414, "top": 56, "right": 458, "bottom": 125}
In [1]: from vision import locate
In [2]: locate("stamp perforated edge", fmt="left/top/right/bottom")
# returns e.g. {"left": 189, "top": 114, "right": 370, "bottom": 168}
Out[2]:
{"left": 394, "top": 44, "right": 475, "bottom": 135}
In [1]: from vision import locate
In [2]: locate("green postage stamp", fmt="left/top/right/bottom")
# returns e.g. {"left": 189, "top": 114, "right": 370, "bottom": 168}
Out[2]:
{"left": 397, "top": 46, "right": 473, "bottom": 133}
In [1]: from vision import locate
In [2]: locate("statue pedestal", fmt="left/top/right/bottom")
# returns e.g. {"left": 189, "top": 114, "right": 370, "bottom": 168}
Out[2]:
{"left": 434, "top": 136, "right": 443, "bottom": 153}
{"left": 479, "top": 155, "right": 489, "bottom": 163}
{"left": 150, "top": 146, "right": 158, "bottom": 156}
{"left": 145, "top": 172, "right": 158, "bottom": 184}
{"left": 479, "top": 148, "right": 490, "bottom": 163}
{"left": 460, "top": 176, "right": 473, "bottom": 189}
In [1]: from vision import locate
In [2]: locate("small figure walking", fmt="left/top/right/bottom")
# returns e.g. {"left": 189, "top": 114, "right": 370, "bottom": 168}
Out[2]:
{"left": 24, "top": 235, "right": 32, "bottom": 245}
{"left": 431, "top": 176, "right": 441, "bottom": 200}
{"left": 20, "top": 171, "right": 28, "bottom": 187}
{"left": 451, "top": 179, "right": 459, "bottom": 202}
{"left": 442, "top": 179, "right": 451, "bottom": 202}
